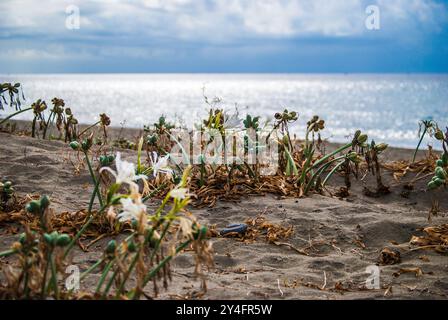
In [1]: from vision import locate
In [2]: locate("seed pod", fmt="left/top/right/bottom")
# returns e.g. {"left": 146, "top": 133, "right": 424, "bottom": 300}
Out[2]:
{"left": 433, "top": 177, "right": 444, "bottom": 187}
{"left": 357, "top": 134, "right": 368, "bottom": 144}
{"left": 69, "top": 141, "right": 81, "bottom": 150}
{"left": 127, "top": 240, "right": 137, "bottom": 253}
{"left": 56, "top": 234, "right": 71, "bottom": 247}
{"left": 26, "top": 200, "right": 41, "bottom": 214}
{"left": 105, "top": 240, "right": 117, "bottom": 255}
{"left": 435, "top": 167, "right": 447, "bottom": 180}
{"left": 427, "top": 181, "right": 437, "bottom": 190}
{"left": 19, "top": 233, "right": 27, "bottom": 245}
{"left": 347, "top": 152, "right": 359, "bottom": 162}
{"left": 374, "top": 143, "right": 388, "bottom": 153}
{"left": 435, "top": 129, "right": 444, "bottom": 141}
{"left": 43, "top": 233, "right": 53, "bottom": 245}
{"left": 317, "top": 119, "right": 325, "bottom": 130}
{"left": 193, "top": 225, "right": 208, "bottom": 240}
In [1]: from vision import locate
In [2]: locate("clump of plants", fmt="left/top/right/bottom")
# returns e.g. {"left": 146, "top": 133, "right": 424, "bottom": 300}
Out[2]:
{"left": 427, "top": 126, "right": 448, "bottom": 190}
{"left": 0, "top": 180, "right": 15, "bottom": 212}
{"left": 0, "top": 83, "right": 25, "bottom": 111}
{"left": 0, "top": 145, "right": 212, "bottom": 299}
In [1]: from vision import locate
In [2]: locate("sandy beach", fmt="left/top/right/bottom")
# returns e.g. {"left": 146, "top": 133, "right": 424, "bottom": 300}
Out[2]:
{"left": 1, "top": 122, "right": 447, "bottom": 300}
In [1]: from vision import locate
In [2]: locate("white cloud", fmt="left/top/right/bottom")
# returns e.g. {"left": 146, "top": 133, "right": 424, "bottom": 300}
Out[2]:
{"left": 1, "top": 0, "right": 446, "bottom": 41}
{"left": 0, "top": 0, "right": 446, "bottom": 65}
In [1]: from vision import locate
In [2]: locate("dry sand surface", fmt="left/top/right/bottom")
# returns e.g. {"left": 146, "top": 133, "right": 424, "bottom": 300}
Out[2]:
{"left": 0, "top": 124, "right": 447, "bottom": 300}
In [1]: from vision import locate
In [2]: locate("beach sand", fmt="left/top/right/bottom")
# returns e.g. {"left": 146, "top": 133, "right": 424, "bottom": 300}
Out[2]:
{"left": 0, "top": 123, "right": 447, "bottom": 300}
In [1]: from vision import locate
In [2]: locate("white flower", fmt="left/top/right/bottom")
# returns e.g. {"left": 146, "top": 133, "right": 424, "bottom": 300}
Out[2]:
{"left": 100, "top": 152, "right": 147, "bottom": 187}
{"left": 117, "top": 197, "right": 147, "bottom": 222}
{"left": 169, "top": 187, "right": 190, "bottom": 200}
{"left": 150, "top": 152, "right": 173, "bottom": 177}
{"left": 223, "top": 111, "right": 241, "bottom": 130}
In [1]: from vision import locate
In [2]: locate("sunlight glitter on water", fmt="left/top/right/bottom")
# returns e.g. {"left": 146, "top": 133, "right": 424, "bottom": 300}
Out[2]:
{"left": 1, "top": 73, "right": 447, "bottom": 148}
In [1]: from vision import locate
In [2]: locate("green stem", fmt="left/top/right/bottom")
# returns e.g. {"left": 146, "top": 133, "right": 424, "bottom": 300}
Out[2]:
{"left": 95, "top": 259, "right": 114, "bottom": 295}
{"left": 88, "top": 178, "right": 101, "bottom": 214}
{"left": 305, "top": 155, "right": 346, "bottom": 195}
{"left": 47, "top": 255, "right": 59, "bottom": 299}
{"left": 299, "top": 146, "right": 314, "bottom": 184}
{"left": 0, "top": 107, "right": 32, "bottom": 126}
{"left": 80, "top": 258, "right": 104, "bottom": 281}
{"left": 102, "top": 253, "right": 128, "bottom": 299}
{"left": 40, "top": 251, "right": 52, "bottom": 298}
{"left": 413, "top": 127, "right": 427, "bottom": 163}
{"left": 0, "top": 249, "right": 17, "bottom": 258}
{"left": 310, "top": 142, "right": 352, "bottom": 171}
{"left": 322, "top": 160, "right": 346, "bottom": 187}
{"left": 84, "top": 151, "right": 104, "bottom": 207}
{"left": 79, "top": 120, "right": 100, "bottom": 137}
{"left": 23, "top": 258, "right": 30, "bottom": 299}
{"left": 42, "top": 111, "right": 55, "bottom": 140}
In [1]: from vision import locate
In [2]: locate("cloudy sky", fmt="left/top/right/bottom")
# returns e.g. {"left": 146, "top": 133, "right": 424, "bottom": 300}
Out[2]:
{"left": 1, "top": 0, "right": 447, "bottom": 73}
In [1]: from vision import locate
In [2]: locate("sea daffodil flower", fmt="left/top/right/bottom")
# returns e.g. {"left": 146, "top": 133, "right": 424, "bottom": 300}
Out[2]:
{"left": 117, "top": 194, "right": 147, "bottom": 222}
{"left": 169, "top": 187, "right": 191, "bottom": 200}
{"left": 100, "top": 152, "right": 147, "bottom": 188}
{"left": 150, "top": 152, "right": 173, "bottom": 177}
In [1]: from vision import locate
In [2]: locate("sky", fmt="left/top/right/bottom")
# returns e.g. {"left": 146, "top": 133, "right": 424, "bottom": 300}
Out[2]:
{"left": 0, "top": 0, "right": 447, "bottom": 73}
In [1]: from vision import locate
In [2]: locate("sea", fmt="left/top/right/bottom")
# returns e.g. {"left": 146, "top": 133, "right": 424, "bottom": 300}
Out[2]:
{"left": 1, "top": 73, "right": 447, "bottom": 149}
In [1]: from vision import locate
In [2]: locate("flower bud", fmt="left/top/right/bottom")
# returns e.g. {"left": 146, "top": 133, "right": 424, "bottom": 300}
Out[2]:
{"left": 26, "top": 200, "right": 41, "bottom": 214}
{"left": 435, "top": 129, "right": 444, "bottom": 141}
{"left": 193, "top": 225, "right": 208, "bottom": 240}
{"left": 435, "top": 167, "right": 447, "bottom": 180}
{"left": 69, "top": 141, "right": 81, "bottom": 150}
{"left": 127, "top": 240, "right": 137, "bottom": 253}
{"left": 374, "top": 143, "right": 388, "bottom": 153}
{"left": 357, "top": 134, "right": 368, "bottom": 144}
{"left": 81, "top": 139, "right": 92, "bottom": 152}
{"left": 56, "top": 234, "right": 71, "bottom": 247}
{"left": 43, "top": 233, "right": 53, "bottom": 245}
{"left": 427, "top": 181, "right": 437, "bottom": 190}
{"left": 433, "top": 177, "right": 444, "bottom": 187}
{"left": 105, "top": 240, "right": 117, "bottom": 254}
{"left": 346, "top": 152, "right": 359, "bottom": 162}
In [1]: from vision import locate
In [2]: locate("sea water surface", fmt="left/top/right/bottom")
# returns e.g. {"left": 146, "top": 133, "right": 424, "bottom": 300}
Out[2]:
{"left": 1, "top": 73, "right": 447, "bottom": 148}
